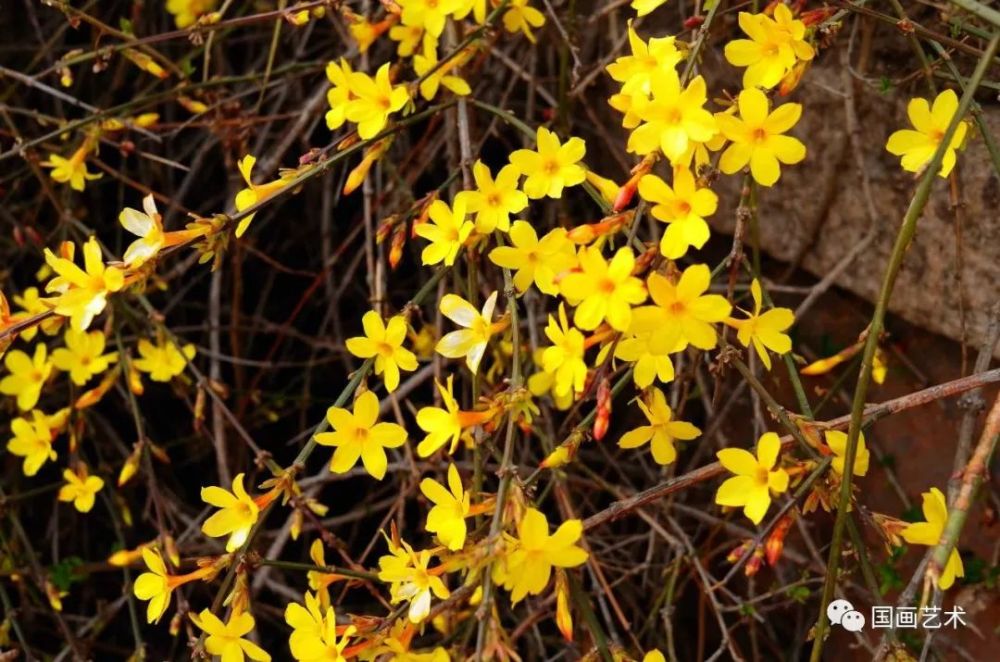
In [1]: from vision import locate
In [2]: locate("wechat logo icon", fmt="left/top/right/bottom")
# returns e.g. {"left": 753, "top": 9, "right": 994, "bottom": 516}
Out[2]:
{"left": 827, "top": 599, "right": 866, "bottom": 632}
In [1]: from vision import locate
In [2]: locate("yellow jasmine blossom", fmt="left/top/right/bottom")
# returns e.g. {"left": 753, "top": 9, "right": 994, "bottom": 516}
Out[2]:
{"left": 399, "top": 0, "right": 462, "bottom": 38}
{"left": 503, "top": 508, "right": 588, "bottom": 603}
{"left": 415, "top": 375, "right": 495, "bottom": 457}
{"left": 420, "top": 463, "right": 471, "bottom": 550}
{"left": 715, "top": 432, "right": 790, "bottom": 524}
{"left": 314, "top": 390, "right": 407, "bottom": 480}
{"left": 458, "top": 161, "right": 529, "bottom": 233}
{"left": 502, "top": 0, "right": 546, "bottom": 43}
{"left": 1, "top": 344, "right": 53, "bottom": 410}
{"left": 627, "top": 70, "right": 717, "bottom": 163}
{"left": 389, "top": 23, "right": 427, "bottom": 57}
{"left": 606, "top": 23, "right": 683, "bottom": 96}
{"left": 634, "top": 265, "right": 731, "bottom": 351}
{"left": 201, "top": 473, "right": 263, "bottom": 552}
{"left": 631, "top": 0, "right": 667, "bottom": 17}
{"left": 11, "top": 286, "right": 63, "bottom": 341}
{"left": 44, "top": 237, "right": 125, "bottom": 331}
{"left": 614, "top": 329, "right": 678, "bottom": 388}
{"left": 730, "top": 279, "right": 794, "bottom": 370}
{"left": 190, "top": 609, "right": 271, "bottom": 662}
{"left": 716, "top": 88, "right": 806, "bottom": 187}
{"left": 325, "top": 58, "right": 355, "bottom": 130}
{"left": 509, "top": 127, "right": 587, "bottom": 200}
{"left": 638, "top": 167, "right": 717, "bottom": 259}
{"left": 42, "top": 143, "right": 102, "bottom": 191}
{"left": 414, "top": 45, "right": 472, "bottom": 101}
{"left": 901, "top": 487, "right": 964, "bottom": 590}
{"left": 560, "top": 246, "right": 647, "bottom": 332}
{"left": 119, "top": 194, "right": 165, "bottom": 267}
{"left": 346, "top": 63, "right": 410, "bottom": 139}
{"left": 619, "top": 388, "right": 700, "bottom": 465}
{"left": 886, "top": 89, "right": 969, "bottom": 178}
{"left": 57, "top": 465, "right": 104, "bottom": 513}
{"left": 824, "top": 430, "right": 870, "bottom": 477}
{"left": 540, "top": 303, "right": 588, "bottom": 398}
{"left": 133, "top": 547, "right": 174, "bottom": 624}
{"left": 413, "top": 197, "right": 474, "bottom": 266}
{"left": 234, "top": 154, "right": 301, "bottom": 237}
{"left": 285, "top": 591, "right": 355, "bottom": 662}
{"left": 487, "top": 222, "right": 576, "bottom": 295}
{"left": 133, "top": 336, "right": 196, "bottom": 382}
{"left": 436, "top": 291, "right": 507, "bottom": 374}
{"left": 345, "top": 310, "right": 418, "bottom": 393}
{"left": 377, "top": 538, "right": 450, "bottom": 623}
{"left": 725, "top": 6, "right": 814, "bottom": 90}
{"left": 51, "top": 328, "right": 117, "bottom": 385}
{"left": 7, "top": 409, "right": 66, "bottom": 476}
{"left": 166, "top": 0, "right": 218, "bottom": 28}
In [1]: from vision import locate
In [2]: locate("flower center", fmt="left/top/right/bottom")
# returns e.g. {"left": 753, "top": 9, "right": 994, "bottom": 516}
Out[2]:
{"left": 542, "top": 159, "right": 560, "bottom": 175}
{"left": 669, "top": 301, "right": 686, "bottom": 315}
{"left": 486, "top": 193, "right": 502, "bottom": 207}
{"left": 599, "top": 278, "right": 616, "bottom": 294}
{"left": 376, "top": 341, "right": 395, "bottom": 358}
{"left": 756, "top": 466, "right": 770, "bottom": 485}
{"left": 751, "top": 127, "right": 768, "bottom": 144}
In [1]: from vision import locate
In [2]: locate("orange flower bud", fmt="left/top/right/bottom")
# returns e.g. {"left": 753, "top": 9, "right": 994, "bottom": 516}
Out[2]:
{"left": 118, "top": 442, "right": 143, "bottom": 487}
{"left": 765, "top": 515, "right": 795, "bottom": 567}
{"left": 389, "top": 224, "right": 407, "bottom": 270}
{"left": 593, "top": 377, "right": 612, "bottom": 441}
{"left": 555, "top": 571, "right": 574, "bottom": 641}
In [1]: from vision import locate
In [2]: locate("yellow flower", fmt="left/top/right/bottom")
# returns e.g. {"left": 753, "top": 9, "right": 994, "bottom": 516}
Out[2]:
{"left": 901, "top": 487, "right": 964, "bottom": 590}
{"left": 201, "top": 473, "right": 262, "bottom": 552}
{"left": 314, "top": 390, "right": 407, "bottom": 480}
{"left": 11, "top": 287, "right": 63, "bottom": 341}
{"left": 377, "top": 538, "right": 450, "bottom": 623}
{"left": 540, "top": 303, "right": 588, "bottom": 398}
{"left": 190, "top": 609, "right": 271, "bottom": 662}
{"left": 638, "top": 167, "right": 717, "bottom": 259}
{"left": 346, "top": 63, "right": 410, "bottom": 139}
{"left": 725, "top": 6, "right": 814, "bottom": 90}
{"left": 51, "top": 328, "right": 117, "bottom": 385}
{"left": 325, "top": 58, "right": 355, "bottom": 130}
{"left": 133, "top": 547, "right": 175, "bottom": 624}
{"left": 458, "top": 161, "right": 528, "bottom": 233}
{"left": 42, "top": 144, "right": 102, "bottom": 191}
{"left": 415, "top": 375, "right": 494, "bottom": 457}
{"left": 413, "top": 197, "right": 474, "bottom": 266}
{"left": 730, "top": 279, "right": 794, "bottom": 370}
{"left": 631, "top": 0, "right": 667, "bottom": 16}
{"left": 133, "top": 336, "right": 196, "bottom": 382}
{"left": 285, "top": 591, "right": 355, "bottom": 662}
{"left": 58, "top": 465, "right": 104, "bottom": 513}
{"left": 1, "top": 344, "right": 53, "bottom": 410}
{"left": 166, "top": 0, "right": 217, "bottom": 28}
{"left": 824, "top": 430, "right": 870, "bottom": 477}
{"left": 716, "top": 88, "right": 806, "bottom": 187}
{"left": 487, "top": 221, "right": 576, "bottom": 295}
{"left": 559, "top": 246, "right": 646, "bottom": 331}
{"left": 715, "top": 432, "right": 789, "bottom": 524}
{"left": 503, "top": 508, "right": 588, "bottom": 603}
{"left": 642, "top": 651, "right": 666, "bottom": 662}
{"left": 509, "top": 127, "right": 587, "bottom": 200}
{"left": 389, "top": 23, "right": 427, "bottom": 57}
{"left": 414, "top": 45, "right": 472, "bottom": 101}
{"left": 119, "top": 194, "right": 165, "bottom": 267}
{"left": 7, "top": 409, "right": 66, "bottom": 476}
{"left": 614, "top": 330, "right": 678, "bottom": 388}
{"left": 399, "top": 0, "right": 462, "bottom": 37}
{"left": 618, "top": 387, "right": 700, "bottom": 464}
{"left": 503, "top": 0, "right": 546, "bottom": 43}
{"left": 420, "top": 463, "right": 471, "bottom": 550}
{"left": 627, "top": 70, "right": 717, "bottom": 163}
{"left": 345, "top": 311, "right": 418, "bottom": 392}
{"left": 234, "top": 154, "right": 300, "bottom": 237}
{"left": 436, "top": 291, "right": 507, "bottom": 374}
{"left": 44, "top": 237, "right": 125, "bottom": 330}
{"left": 886, "top": 89, "right": 969, "bottom": 178}
{"left": 606, "top": 23, "right": 683, "bottom": 96}
{"left": 634, "top": 265, "right": 731, "bottom": 351}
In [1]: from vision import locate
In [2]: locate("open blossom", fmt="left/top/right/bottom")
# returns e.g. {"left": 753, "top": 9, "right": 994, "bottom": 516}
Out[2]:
{"left": 729, "top": 279, "right": 794, "bottom": 370}
{"left": 502, "top": 0, "right": 546, "bottom": 43}
{"left": 560, "top": 246, "right": 646, "bottom": 331}
{"left": 414, "top": 197, "right": 474, "bottom": 266}
{"left": 42, "top": 143, "right": 102, "bottom": 191}
{"left": 414, "top": 44, "right": 472, "bottom": 101}
{"left": 606, "top": 23, "right": 683, "bottom": 97}
{"left": 57, "top": 465, "right": 104, "bottom": 513}
{"left": 420, "top": 463, "right": 471, "bottom": 550}
{"left": 725, "top": 6, "right": 815, "bottom": 90}
{"left": 44, "top": 237, "right": 125, "bottom": 331}
{"left": 638, "top": 167, "right": 717, "bottom": 259}
{"left": 133, "top": 548, "right": 174, "bottom": 624}
{"left": 824, "top": 430, "right": 870, "bottom": 477}
{"left": 190, "top": 609, "right": 271, "bottom": 662}
{"left": 618, "top": 387, "right": 700, "bottom": 465}
{"left": 346, "top": 63, "right": 410, "bottom": 139}
{"left": 345, "top": 311, "right": 418, "bottom": 392}
{"left": 715, "top": 432, "right": 789, "bottom": 524}
{"left": 415, "top": 375, "right": 495, "bottom": 457}
{"left": 7, "top": 409, "right": 67, "bottom": 476}
{"left": 435, "top": 291, "right": 507, "bottom": 374}
{"left": 633, "top": 265, "right": 731, "bottom": 351}
{"left": 285, "top": 591, "right": 355, "bottom": 662}
{"left": 52, "top": 328, "right": 117, "bottom": 385}
{"left": 133, "top": 336, "right": 195, "bottom": 382}
{"left": 716, "top": 88, "right": 806, "bottom": 187}
{"left": 487, "top": 221, "right": 576, "bottom": 295}
{"left": 886, "top": 89, "right": 969, "bottom": 178}
{"left": 501, "top": 508, "right": 588, "bottom": 603}
{"left": 325, "top": 58, "right": 354, "bottom": 130}
{"left": 509, "top": 127, "right": 587, "bottom": 199}
{"left": 377, "top": 538, "right": 450, "bottom": 623}
{"left": 627, "top": 70, "right": 717, "bottom": 163}
{"left": 458, "top": 161, "right": 528, "bottom": 233}
{"left": 119, "top": 194, "right": 165, "bottom": 267}
{"left": 901, "top": 487, "right": 964, "bottom": 589}
{"left": 11, "top": 286, "right": 63, "bottom": 341}
{"left": 166, "top": 0, "right": 217, "bottom": 28}
{"left": 1, "top": 344, "right": 53, "bottom": 410}
{"left": 541, "top": 303, "right": 588, "bottom": 398}
{"left": 201, "top": 473, "right": 270, "bottom": 552}
{"left": 399, "top": 0, "right": 463, "bottom": 38}
{"left": 234, "top": 155, "right": 301, "bottom": 237}
{"left": 314, "top": 390, "right": 407, "bottom": 480}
